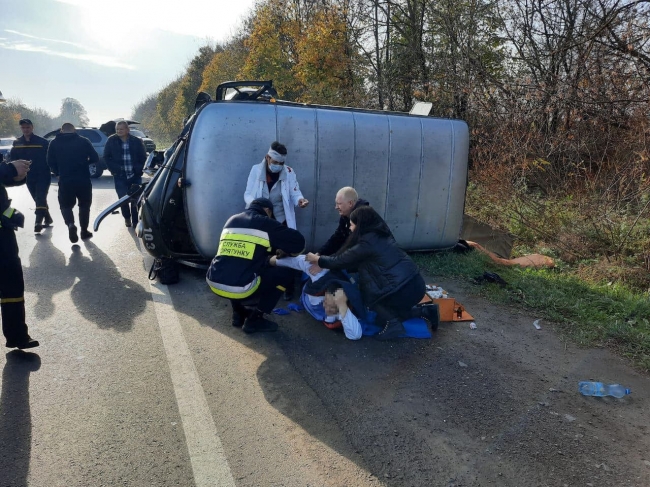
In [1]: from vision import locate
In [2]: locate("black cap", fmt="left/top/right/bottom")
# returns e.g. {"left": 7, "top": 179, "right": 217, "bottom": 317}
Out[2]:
{"left": 19, "top": 118, "right": 33, "bottom": 126}
{"left": 250, "top": 197, "right": 274, "bottom": 211}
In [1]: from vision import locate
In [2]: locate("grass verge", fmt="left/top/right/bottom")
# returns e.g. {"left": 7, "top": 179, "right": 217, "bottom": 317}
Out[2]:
{"left": 411, "top": 251, "right": 650, "bottom": 372}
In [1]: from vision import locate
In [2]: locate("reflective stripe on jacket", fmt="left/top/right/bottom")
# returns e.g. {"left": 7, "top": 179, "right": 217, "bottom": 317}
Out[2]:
{"left": 206, "top": 206, "right": 305, "bottom": 299}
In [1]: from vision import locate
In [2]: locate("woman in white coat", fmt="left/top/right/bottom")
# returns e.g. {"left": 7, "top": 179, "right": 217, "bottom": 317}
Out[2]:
{"left": 244, "top": 142, "right": 308, "bottom": 300}
{"left": 244, "top": 141, "right": 309, "bottom": 230}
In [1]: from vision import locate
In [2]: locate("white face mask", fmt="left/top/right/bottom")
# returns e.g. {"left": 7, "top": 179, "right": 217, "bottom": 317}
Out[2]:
{"left": 269, "top": 163, "right": 283, "bottom": 173}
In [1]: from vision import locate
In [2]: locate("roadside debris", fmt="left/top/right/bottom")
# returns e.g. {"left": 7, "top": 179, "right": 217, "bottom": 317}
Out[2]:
{"left": 272, "top": 308, "right": 290, "bottom": 316}
{"left": 578, "top": 381, "right": 631, "bottom": 398}
{"left": 458, "top": 361, "right": 468, "bottom": 367}
{"left": 533, "top": 319, "right": 542, "bottom": 330}
{"left": 472, "top": 271, "right": 508, "bottom": 287}
{"left": 470, "top": 322, "right": 477, "bottom": 329}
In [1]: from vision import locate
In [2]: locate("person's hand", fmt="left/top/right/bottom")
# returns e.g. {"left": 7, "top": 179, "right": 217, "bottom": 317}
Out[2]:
{"left": 308, "top": 263, "right": 323, "bottom": 275}
{"left": 11, "top": 159, "right": 30, "bottom": 180}
{"left": 333, "top": 289, "right": 348, "bottom": 306}
{"left": 305, "top": 252, "right": 319, "bottom": 263}
{"left": 298, "top": 198, "right": 309, "bottom": 208}
{"left": 269, "top": 255, "right": 278, "bottom": 266}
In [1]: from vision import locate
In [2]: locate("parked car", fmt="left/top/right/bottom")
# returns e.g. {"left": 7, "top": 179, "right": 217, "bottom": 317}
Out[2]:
{"left": 0, "top": 136, "right": 16, "bottom": 162}
{"left": 44, "top": 120, "right": 155, "bottom": 178}
{"left": 128, "top": 128, "right": 156, "bottom": 153}
{"left": 95, "top": 80, "right": 469, "bottom": 268}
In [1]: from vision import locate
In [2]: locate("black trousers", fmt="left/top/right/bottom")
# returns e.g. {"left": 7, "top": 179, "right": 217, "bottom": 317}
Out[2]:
{"left": 26, "top": 174, "right": 51, "bottom": 223}
{"left": 58, "top": 179, "right": 92, "bottom": 230}
{"left": 231, "top": 266, "right": 294, "bottom": 314}
{"left": 0, "top": 227, "right": 30, "bottom": 342}
{"left": 371, "top": 273, "right": 426, "bottom": 324}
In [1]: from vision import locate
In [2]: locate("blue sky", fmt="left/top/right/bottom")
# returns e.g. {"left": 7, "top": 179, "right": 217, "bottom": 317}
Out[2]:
{"left": 0, "top": 0, "right": 256, "bottom": 127}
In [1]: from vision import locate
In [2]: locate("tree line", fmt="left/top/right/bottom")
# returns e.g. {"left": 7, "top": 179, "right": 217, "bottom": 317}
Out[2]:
{"left": 0, "top": 98, "right": 90, "bottom": 137}
{"left": 135, "top": 0, "right": 648, "bottom": 280}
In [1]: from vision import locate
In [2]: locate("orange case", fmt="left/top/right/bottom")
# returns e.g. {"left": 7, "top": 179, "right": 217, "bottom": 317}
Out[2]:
{"left": 419, "top": 294, "right": 474, "bottom": 322}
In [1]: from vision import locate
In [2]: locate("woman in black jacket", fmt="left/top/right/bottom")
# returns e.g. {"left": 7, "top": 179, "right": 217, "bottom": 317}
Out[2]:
{"left": 306, "top": 206, "right": 439, "bottom": 339}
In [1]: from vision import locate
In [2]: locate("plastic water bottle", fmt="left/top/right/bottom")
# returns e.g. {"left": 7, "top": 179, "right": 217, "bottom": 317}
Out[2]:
{"left": 578, "top": 381, "right": 631, "bottom": 398}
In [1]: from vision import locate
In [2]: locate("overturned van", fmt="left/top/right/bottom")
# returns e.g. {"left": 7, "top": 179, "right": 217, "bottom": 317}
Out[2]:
{"left": 96, "top": 81, "right": 469, "bottom": 267}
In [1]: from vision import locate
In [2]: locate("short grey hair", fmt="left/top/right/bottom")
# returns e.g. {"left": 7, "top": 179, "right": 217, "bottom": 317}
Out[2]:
{"left": 336, "top": 187, "right": 358, "bottom": 203}
{"left": 115, "top": 120, "right": 130, "bottom": 129}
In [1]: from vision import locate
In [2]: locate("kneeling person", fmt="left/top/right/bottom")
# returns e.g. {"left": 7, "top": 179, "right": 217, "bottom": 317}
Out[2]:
{"left": 206, "top": 198, "right": 305, "bottom": 333}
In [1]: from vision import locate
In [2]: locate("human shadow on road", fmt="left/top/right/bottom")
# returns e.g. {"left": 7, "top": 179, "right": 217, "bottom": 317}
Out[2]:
{"left": 23, "top": 231, "right": 74, "bottom": 320}
{"left": 0, "top": 351, "right": 41, "bottom": 487}
{"left": 67, "top": 241, "right": 150, "bottom": 332}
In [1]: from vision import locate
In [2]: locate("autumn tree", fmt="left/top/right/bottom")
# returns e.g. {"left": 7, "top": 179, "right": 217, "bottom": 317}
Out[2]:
{"left": 57, "top": 97, "right": 90, "bottom": 127}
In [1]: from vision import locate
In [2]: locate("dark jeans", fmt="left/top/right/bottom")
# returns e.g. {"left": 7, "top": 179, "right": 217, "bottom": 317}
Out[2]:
{"left": 114, "top": 175, "right": 141, "bottom": 221}
{"left": 26, "top": 174, "right": 51, "bottom": 222}
{"left": 371, "top": 273, "right": 426, "bottom": 324}
{"left": 231, "top": 266, "right": 294, "bottom": 314}
{"left": 0, "top": 227, "right": 30, "bottom": 342}
{"left": 58, "top": 179, "right": 92, "bottom": 229}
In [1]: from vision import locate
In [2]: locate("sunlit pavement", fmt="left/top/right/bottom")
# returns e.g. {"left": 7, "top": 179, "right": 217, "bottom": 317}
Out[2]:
{"left": 0, "top": 176, "right": 380, "bottom": 487}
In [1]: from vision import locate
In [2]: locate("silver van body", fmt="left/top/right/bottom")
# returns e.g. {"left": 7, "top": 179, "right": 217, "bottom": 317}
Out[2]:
{"left": 184, "top": 101, "right": 469, "bottom": 259}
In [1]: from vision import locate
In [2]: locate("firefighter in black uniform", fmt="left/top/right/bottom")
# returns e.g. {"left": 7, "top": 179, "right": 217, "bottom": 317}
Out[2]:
{"left": 1, "top": 157, "right": 39, "bottom": 349}
{"left": 47, "top": 123, "right": 99, "bottom": 242}
{"left": 206, "top": 198, "right": 305, "bottom": 333}
{"left": 9, "top": 118, "right": 53, "bottom": 233}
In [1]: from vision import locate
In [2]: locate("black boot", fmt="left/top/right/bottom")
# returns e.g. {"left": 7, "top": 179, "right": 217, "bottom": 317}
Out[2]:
{"left": 79, "top": 208, "right": 92, "bottom": 239}
{"left": 6, "top": 335, "right": 40, "bottom": 349}
{"left": 376, "top": 318, "right": 405, "bottom": 340}
{"left": 68, "top": 223, "right": 79, "bottom": 243}
{"left": 44, "top": 210, "right": 54, "bottom": 226}
{"left": 231, "top": 301, "right": 250, "bottom": 327}
{"left": 412, "top": 303, "right": 440, "bottom": 331}
{"left": 242, "top": 310, "right": 278, "bottom": 334}
{"left": 34, "top": 215, "right": 44, "bottom": 233}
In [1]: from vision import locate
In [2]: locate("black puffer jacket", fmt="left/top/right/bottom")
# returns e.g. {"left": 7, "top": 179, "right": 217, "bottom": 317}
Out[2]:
{"left": 47, "top": 132, "right": 98, "bottom": 182}
{"left": 317, "top": 199, "right": 369, "bottom": 256}
{"left": 317, "top": 231, "right": 420, "bottom": 307}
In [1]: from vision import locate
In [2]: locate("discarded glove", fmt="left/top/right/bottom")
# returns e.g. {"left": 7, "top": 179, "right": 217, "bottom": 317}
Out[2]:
{"left": 287, "top": 302, "right": 304, "bottom": 313}
{"left": 472, "top": 271, "right": 508, "bottom": 287}
{"left": 272, "top": 308, "right": 290, "bottom": 316}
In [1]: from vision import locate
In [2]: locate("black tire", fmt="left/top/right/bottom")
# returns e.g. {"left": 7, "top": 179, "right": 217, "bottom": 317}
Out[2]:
{"left": 89, "top": 163, "right": 103, "bottom": 178}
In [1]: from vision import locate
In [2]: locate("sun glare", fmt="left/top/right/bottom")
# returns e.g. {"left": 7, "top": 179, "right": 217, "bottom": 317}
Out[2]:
{"left": 76, "top": 2, "right": 152, "bottom": 51}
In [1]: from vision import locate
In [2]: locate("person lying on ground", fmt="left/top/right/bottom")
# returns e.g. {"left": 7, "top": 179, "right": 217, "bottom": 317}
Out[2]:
{"left": 271, "top": 254, "right": 363, "bottom": 340}
{"left": 306, "top": 206, "right": 439, "bottom": 340}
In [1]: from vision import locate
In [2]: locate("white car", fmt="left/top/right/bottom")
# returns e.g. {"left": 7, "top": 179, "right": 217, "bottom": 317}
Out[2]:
{"left": 0, "top": 136, "right": 16, "bottom": 162}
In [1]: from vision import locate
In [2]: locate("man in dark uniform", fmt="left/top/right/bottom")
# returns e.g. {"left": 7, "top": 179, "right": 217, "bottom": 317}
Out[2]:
{"left": 206, "top": 198, "right": 305, "bottom": 333}
{"left": 9, "top": 119, "right": 53, "bottom": 233}
{"left": 47, "top": 123, "right": 99, "bottom": 243}
{"left": 1, "top": 157, "right": 39, "bottom": 349}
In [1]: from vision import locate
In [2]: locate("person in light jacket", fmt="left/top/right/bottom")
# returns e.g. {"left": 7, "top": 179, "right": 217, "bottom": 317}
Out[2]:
{"left": 244, "top": 141, "right": 309, "bottom": 300}
{"left": 244, "top": 141, "right": 309, "bottom": 230}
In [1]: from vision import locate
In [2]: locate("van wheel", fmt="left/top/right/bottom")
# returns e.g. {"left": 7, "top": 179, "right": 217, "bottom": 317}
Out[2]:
{"left": 89, "top": 163, "right": 103, "bottom": 178}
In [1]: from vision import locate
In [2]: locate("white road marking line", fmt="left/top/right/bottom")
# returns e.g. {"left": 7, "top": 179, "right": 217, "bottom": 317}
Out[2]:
{"left": 147, "top": 277, "right": 236, "bottom": 487}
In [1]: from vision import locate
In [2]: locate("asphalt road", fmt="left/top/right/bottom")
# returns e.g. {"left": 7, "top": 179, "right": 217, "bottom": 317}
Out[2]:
{"left": 1, "top": 176, "right": 649, "bottom": 487}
